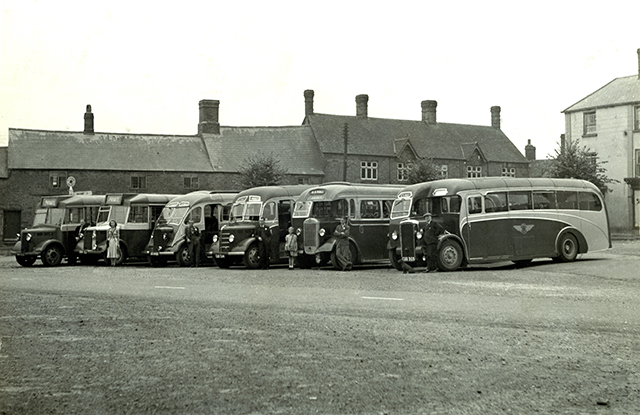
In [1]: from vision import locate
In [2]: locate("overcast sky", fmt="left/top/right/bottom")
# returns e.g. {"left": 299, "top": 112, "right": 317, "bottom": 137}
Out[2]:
{"left": 1, "top": 0, "right": 639, "bottom": 159}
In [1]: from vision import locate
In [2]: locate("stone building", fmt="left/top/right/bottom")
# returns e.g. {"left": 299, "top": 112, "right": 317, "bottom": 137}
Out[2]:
{"left": 0, "top": 92, "right": 529, "bottom": 242}
{"left": 562, "top": 49, "right": 640, "bottom": 233}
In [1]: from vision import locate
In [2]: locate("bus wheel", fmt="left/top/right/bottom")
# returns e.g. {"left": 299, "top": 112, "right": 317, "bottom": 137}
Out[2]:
{"left": 558, "top": 233, "right": 578, "bottom": 262}
{"left": 149, "top": 256, "right": 168, "bottom": 267}
{"left": 388, "top": 249, "right": 403, "bottom": 271}
{"left": 16, "top": 255, "right": 36, "bottom": 267}
{"left": 177, "top": 245, "right": 192, "bottom": 267}
{"left": 215, "top": 256, "right": 232, "bottom": 268}
{"left": 42, "top": 245, "right": 63, "bottom": 267}
{"left": 438, "top": 240, "right": 463, "bottom": 271}
{"left": 243, "top": 243, "right": 265, "bottom": 269}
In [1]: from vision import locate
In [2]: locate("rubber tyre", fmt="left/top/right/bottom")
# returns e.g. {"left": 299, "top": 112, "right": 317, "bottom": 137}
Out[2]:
{"left": 16, "top": 256, "right": 36, "bottom": 267}
{"left": 177, "top": 245, "right": 192, "bottom": 267}
{"left": 557, "top": 233, "right": 578, "bottom": 262}
{"left": 42, "top": 245, "right": 63, "bottom": 267}
{"left": 388, "top": 249, "right": 403, "bottom": 271}
{"left": 243, "top": 243, "right": 265, "bottom": 269}
{"left": 437, "top": 239, "right": 463, "bottom": 271}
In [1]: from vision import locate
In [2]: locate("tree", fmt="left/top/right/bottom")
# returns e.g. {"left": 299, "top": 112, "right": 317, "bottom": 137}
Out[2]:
{"left": 547, "top": 138, "right": 617, "bottom": 194}
{"left": 407, "top": 158, "right": 441, "bottom": 184}
{"left": 237, "top": 153, "right": 288, "bottom": 189}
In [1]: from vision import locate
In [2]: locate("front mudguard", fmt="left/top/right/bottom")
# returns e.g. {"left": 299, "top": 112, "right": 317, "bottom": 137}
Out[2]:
{"left": 228, "top": 237, "right": 259, "bottom": 255}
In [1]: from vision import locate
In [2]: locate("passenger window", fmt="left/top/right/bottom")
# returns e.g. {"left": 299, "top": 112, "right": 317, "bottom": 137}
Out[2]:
{"left": 263, "top": 201, "right": 277, "bottom": 221}
{"left": 579, "top": 192, "right": 602, "bottom": 211}
{"left": 557, "top": 191, "right": 578, "bottom": 210}
{"left": 221, "top": 206, "right": 231, "bottom": 221}
{"left": 508, "top": 191, "right": 532, "bottom": 210}
{"left": 468, "top": 196, "right": 482, "bottom": 214}
{"left": 360, "top": 200, "right": 381, "bottom": 219}
{"left": 484, "top": 192, "right": 507, "bottom": 213}
{"left": 349, "top": 199, "right": 356, "bottom": 219}
{"left": 533, "top": 192, "right": 556, "bottom": 209}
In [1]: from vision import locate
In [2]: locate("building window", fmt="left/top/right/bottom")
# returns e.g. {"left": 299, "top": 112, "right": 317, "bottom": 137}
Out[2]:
{"left": 49, "top": 173, "right": 64, "bottom": 188}
{"left": 501, "top": 167, "right": 516, "bottom": 177}
{"left": 397, "top": 163, "right": 412, "bottom": 181}
{"left": 635, "top": 106, "right": 640, "bottom": 131}
{"left": 131, "top": 175, "right": 147, "bottom": 189}
{"left": 583, "top": 111, "right": 596, "bottom": 135}
{"left": 636, "top": 149, "right": 640, "bottom": 177}
{"left": 361, "top": 161, "right": 378, "bottom": 181}
{"left": 297, "top": 177, "right": 311, "bottom": 185}
{"left": 467, "top": 166, "right": 482, "bottom": 178}
{"left": 184, "top": 176, "right": 199, "bottom": 189}
{"left": 440, "top": 165, "right": 448, "bottom": 179}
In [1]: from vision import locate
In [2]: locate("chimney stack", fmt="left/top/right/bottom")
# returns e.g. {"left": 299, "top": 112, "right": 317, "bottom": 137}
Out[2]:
{"left": 198, "top": 100, "right": 220, "bottom": 135}
{"left": 525, "top": 139, "right": 536, "bottom": 161}
{"left": 304, "top": 89, "right": 314, "bottom": 116}
{"left": 491, "top": 106, "right": 501, "bottom": 129}
{"left": 421, "top": 100, "right": 437, "bottom": 124}
{"left": 83, "top": 105, "right": 94, "bottom": 134}
{"left": 356, "top": 94, "right": 368, "bottom": 118}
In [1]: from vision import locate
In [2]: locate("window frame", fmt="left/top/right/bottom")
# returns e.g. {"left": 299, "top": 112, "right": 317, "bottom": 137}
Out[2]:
{"left": 130, "top": 175, "right": 147, "bottom": 190}
{"left": 583, "top": 111, "right": 596, "bottom": 136}
{"left": 466, "top": 166, "right": 482, "bottom": 178}
{"left": 361, "top": 161, "right": 378, "bottom": 181}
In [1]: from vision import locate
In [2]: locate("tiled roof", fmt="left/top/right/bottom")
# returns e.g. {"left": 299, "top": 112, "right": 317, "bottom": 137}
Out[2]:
{"left": 306, "top": 113, "right": 527, "bottom": 163}
{"left": 563, "top": 75, "right": 640, "bottom": 113}
{"left": 202, "top": 125, "right": 324, "bottom": 175}
{"left": 8, "top": 129, "right": 213, "bottom": 172}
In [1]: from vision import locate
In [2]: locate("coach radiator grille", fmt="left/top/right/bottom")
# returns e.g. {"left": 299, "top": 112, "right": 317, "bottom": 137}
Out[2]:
{"left": 303, "top": 219, "right": 319, "bottom": 253}
{"left": 400, "top": 221, "right": 417, "bottom": 260}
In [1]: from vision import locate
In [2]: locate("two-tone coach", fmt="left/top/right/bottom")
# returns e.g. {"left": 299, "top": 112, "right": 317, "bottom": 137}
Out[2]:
{"left": 292, "top": 183, "right": 404, "bottom": 269}
{"left": 12, "top": 194, "right": 104, "bottom": 266}
{"left": 208, "top": 185, "right": 312, "bottom": 269}
{"left": 145, "top": 191, "right": 237, "bottom": 266}
{"left": 75, "top": 193, "right": 178, "bottom": 265}
{"left": 388, "top": 177, "right": 611, "bottom": 272}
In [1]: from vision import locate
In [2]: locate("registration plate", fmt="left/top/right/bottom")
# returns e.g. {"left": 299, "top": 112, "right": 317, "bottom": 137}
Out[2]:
{"left": 402, "top": 256, "right": 415, "bottom": 262}
{"left": 215, "top": 254, "right": 226, "bottom": 259}
{"left": 150, "top": 252, "right": 159, "bottom": 256}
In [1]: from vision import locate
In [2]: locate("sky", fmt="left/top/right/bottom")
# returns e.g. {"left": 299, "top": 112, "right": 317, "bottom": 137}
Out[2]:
{"left": 1, "top": 1, "right": 639, "bottom": 160}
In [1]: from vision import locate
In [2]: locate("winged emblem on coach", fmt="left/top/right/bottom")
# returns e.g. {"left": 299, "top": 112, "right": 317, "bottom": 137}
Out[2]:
{"left": 514, "top": 223, "right": 534, "bottom": 235}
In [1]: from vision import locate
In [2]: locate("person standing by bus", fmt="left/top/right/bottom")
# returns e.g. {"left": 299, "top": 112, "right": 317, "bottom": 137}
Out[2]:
{"left": 256, "top": 217, "right": 272, "bottom": 269}
{"left": 284, "top": 226, "right": 298, "bottom": 270}
{"left": 333, "top": 217, "right": 352, "bottom": 271}
{"left": 185, "top": 219, "right": 201, "bottom": 267}
{"left": 106, "top": 220, "right": 120, "bottom": 267}
{"left": 421, "top": 213, "right": 444, "bottom": 272}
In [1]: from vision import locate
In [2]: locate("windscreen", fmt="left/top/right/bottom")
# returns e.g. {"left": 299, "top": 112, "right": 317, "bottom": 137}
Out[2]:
{"left": 244, "top": 203, "right": 262, "bottom": 221}
{"left": 390, "top": 198, "right": 412, "bottom": 219}
{"left": 45, "top": 208, "right": 65, "bottom": 226}
{"left": 293, "top": 201, "right": 312, "bottom": 218}
{"left": 32, "top": 209, "right": 48, "bottom": 226}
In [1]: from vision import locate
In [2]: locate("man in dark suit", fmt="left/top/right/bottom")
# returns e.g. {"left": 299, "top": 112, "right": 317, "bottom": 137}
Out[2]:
{"left": 185, "top": 219, "right": 201, "bottom": 267}
{"left": 421, "top": 213, "right": 445, "bottom": 272}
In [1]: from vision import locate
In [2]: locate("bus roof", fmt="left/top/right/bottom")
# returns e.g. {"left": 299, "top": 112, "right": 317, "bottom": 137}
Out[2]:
{"left": 298, "top": 183, "right": 405, "bottom": 201}
{"left": 58, "top": 194, "right": 107, "bottom": 207}
{"left": 234, "top": 185, "right": 313, "bottom": 202}
{"left": 398, "top": 178, "right": 602, "bottom": 199}
{"left": 104, "top": 193, "right": 181, "bottom": 205}
{"left": 165, "top": 191, "right": 238, "bottom": 207}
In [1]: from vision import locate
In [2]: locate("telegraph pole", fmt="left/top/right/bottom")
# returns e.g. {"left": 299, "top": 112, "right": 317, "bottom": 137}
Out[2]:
{"left": 343, "top": 123, "right": 348, "bottom": 182}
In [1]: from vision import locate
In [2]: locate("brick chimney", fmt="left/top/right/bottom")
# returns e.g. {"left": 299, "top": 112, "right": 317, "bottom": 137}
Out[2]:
{"left": 525, "top": 139, "right": 536, "bottom": 161}
{"left": 356, "top": 94, "right": 368, "bottom": 118}
{"left": 198, "top": 100, "right": 220, "bottom": 135}
{"left": 83, "top": 104, "right": 94, "bottom": 134}
{"left": 491, "top": 106, "right": 501, "bottom": 129}
{"left": 421, "top": 100, "right": 437, "bottom": 124}
{"left": 304, "top": 89, "right": 314, "bottom": 116}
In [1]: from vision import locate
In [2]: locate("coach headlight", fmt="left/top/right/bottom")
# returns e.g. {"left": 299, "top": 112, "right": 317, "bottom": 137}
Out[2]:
{"left": 319, "top": 228, "right": 326, "bottom": 237}
{"left": 26, "top": 233, "right": 32, "bottom": 242}
{"left": 228, "top": 234, "right": 235, "bottom": 243}
{"left": 416, "top": 230, "right": 423, "bottom": 240}
{"left": 213, "top": 234, "right": 218, "bottom": 243}
{"left": 296, "top": 228, "right": 302, "bottom": 236}
{"left": 391, "top": 230, "right": 398, "bottom": 240}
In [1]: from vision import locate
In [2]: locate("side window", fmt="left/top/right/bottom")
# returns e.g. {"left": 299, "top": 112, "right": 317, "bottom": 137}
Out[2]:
{"left": 187, "top": 206, "right": 202, "bottom": 224}
{"left": 484, "top": 192, "right": 507, "bottom": 213}
{"left": 557, "top": 191, "right": 578, "bottom": 210}
{"left": 221, "top": 206, "right": 231, "bottom": 222}
{"left": 360, "top": 200, "right": 381, "bottom": 219}
{"left": 383, "top": 200, "right": 393, "bottom": 218}
{"left": 468, "top": 196, "right": 482, "bottom": 214}
{"left": 508, "top": 191, "right": 532, "bottom": 211}
{"left": 263, "top": 201, "right": 277, "bottom": 221}
{"left": 349, "top": 199, "right": 356, "bottom": 219}
{"left": 533, "top": 192, "right": 556, "bottom": 209}
{"left": 579, "top": 192, "right": 602, "bottom": 211}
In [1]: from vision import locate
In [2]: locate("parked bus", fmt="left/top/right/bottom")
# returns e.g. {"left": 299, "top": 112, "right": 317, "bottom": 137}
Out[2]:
{"left": 75, "top": 193, "right": 178, "bottom": 265}
{"left": 388, "top": 178, "right": 611, "bottom": 272}
{"left": 291, "top": 183, "right": 404, "bottom": 269}
{"left": 208, "top": 185, "right": 312, "bottom": 269}
{"left": 12, "top": 194, "right": 104, "bottom": 266}
{"left": 145, "top": 191, "right": 237, "bottom": 266}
